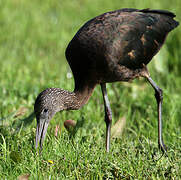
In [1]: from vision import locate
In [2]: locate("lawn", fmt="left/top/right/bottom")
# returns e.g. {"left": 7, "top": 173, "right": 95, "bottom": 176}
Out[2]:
{"left": 0, "top": 0, "right": 181, "bottom": 179}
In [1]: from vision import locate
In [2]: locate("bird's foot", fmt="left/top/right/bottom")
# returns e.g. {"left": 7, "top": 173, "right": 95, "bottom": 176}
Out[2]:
{"left": 159, "top": 142, "right": 168, "bottom": 156}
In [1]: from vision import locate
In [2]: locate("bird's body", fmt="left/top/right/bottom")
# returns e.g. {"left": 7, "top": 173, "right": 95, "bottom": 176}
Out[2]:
{"left": 66, "top": 8, "right": 177, "bottom": 85}
{"left": 34, "top": 8, "right": 179, "bottom": 152}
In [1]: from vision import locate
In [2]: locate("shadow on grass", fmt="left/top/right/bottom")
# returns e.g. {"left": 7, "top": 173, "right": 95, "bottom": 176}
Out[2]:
{"left": 13, "top": 112, "right": 35, "bottom": 131}
{"left": 0, "top": 111, "right": 35, "bottom": 136}
{"left": 65, "top": 116, "right": 86, "bottom": 139}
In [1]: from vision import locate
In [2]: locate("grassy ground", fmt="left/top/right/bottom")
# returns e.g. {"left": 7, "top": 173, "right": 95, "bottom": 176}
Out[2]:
{"left": 0, "top": 0, "right": 181, "bottom": 179}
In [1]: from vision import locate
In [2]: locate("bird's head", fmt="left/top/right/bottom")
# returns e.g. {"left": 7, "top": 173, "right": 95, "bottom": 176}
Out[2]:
{"left": 34, "top": 88, "right": 69, "bottom": 150}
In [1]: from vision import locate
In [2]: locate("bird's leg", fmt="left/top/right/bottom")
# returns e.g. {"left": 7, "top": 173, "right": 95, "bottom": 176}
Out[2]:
{"left": 145, "top": 76, "right": 167, "bottom": 154}
{"left": 101, "top": 83, "right": 112, "bottom": 152}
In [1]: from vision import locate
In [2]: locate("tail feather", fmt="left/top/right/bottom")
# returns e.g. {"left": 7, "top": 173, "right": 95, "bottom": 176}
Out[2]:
{"left": 121, "top": 8, "right": 179, "bottom": 29}
{"left": 139, "top": 9, "right": 176, "bottom": 17}
{"left": 139, "top": 8, "right": 179, "bottom": 30}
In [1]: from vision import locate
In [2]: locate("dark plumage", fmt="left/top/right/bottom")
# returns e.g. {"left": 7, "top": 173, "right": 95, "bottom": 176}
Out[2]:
{"left": 34, "top": 8, "right": 179, "bottom": 152}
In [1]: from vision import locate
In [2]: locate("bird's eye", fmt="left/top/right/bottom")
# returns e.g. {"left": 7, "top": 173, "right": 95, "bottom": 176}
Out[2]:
{"left": 43, "top": 109, "right": 48, "bottom": 113}
{"left": 40, "top": 108, "right": 49, "bottom": 119}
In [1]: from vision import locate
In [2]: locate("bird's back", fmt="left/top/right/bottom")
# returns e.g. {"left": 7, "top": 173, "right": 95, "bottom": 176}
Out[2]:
{"left": 65, "top": 8, "right": 179, "bottom": 85}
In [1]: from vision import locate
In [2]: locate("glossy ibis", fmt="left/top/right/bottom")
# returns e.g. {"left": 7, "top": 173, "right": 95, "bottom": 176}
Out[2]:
{"left": 34, "top": 8, "right": 179, "bottom": 153}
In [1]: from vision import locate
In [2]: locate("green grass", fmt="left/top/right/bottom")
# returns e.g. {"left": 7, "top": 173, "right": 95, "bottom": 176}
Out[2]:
{"left": 0, "top": 0, "right": 181, "bottom": 179}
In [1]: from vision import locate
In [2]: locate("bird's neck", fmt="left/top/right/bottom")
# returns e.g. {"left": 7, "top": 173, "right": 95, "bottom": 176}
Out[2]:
{"left": 64, "top": 82, "right": 96, "bottom": 110}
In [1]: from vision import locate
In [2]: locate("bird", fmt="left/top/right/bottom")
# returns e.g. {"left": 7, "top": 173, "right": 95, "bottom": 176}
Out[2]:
{"left": 34, "top": 8, "right": 179, "bottom": 153}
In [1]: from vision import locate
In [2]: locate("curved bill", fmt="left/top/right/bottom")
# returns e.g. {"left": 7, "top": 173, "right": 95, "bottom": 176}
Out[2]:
{"left": 36, "top": 118, "right": 49, "bottom": 150}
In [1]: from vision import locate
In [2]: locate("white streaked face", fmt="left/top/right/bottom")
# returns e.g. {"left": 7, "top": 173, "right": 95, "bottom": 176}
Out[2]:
{"left": 34, "top": 88, "right": 66, "bottom": 150}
